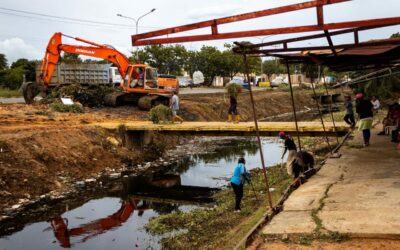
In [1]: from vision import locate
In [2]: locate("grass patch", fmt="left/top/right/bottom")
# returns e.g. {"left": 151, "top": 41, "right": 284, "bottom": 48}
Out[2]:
{"left": 148, "top": 104, "right": 171, "bottom": 124}
{"left": 0, "top": 87, "right": 21, "bottom": 98}
{"left": 145, "top": 165, "right": 292, "bottom": 250}
{"left": 50, "top": 101, "right": 84, "bottom": 113}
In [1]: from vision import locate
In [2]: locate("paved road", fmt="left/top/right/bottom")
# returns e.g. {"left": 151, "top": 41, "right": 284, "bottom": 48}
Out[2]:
{"left": 0, "top": 87, "right": 268, "bottom": 104}
{"left": 0, "top": 97, "right": 24, "bottom": 104}
{"left": 262, "top": 125, "right": 400, "bottom": 237}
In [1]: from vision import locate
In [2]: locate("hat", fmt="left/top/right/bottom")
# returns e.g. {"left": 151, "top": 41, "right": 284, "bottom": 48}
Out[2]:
{"left": 278, "top": 131, "right": 285, "bottom": 139}
{"left": 355, "top": 93, "right": 364, "bottom": 99}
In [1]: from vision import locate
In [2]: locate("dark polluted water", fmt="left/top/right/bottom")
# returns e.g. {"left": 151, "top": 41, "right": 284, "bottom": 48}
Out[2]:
{"left": 0, "top": 138, "right": 284, "bottom": 250}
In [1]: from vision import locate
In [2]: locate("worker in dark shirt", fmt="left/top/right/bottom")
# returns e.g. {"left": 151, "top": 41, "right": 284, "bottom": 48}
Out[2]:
{"left": 227, "top": 95, "right": 240, "bottom": 123}
{"left": 355, "top": 93, "right": 373, "bottom": 147}
{"left": 279, "top": 131, "right": 297, "bottom": 177}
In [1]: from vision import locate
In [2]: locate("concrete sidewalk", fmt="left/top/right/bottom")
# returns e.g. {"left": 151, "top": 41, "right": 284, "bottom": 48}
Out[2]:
{"left": 262, "top": 127, "right": 400, "bottom": 238}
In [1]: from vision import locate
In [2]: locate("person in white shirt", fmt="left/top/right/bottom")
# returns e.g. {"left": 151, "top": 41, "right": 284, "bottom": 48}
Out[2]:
{"left": 371, "top": 95, "right": 380, "bottom": 111}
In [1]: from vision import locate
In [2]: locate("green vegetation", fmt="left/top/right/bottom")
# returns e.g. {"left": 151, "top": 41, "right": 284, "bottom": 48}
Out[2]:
{"left": 135, "top": 43, "right": 261, "bottom": 85}
{"left": 0, "top": 87, "right": 22, "bottom": 97}
{"left": 50, "top": 101, "right": 84, "bottom": 113}
{"left": 225, "top": 83, "right": 242, "bottom": 98}
{"left": 146, "top": 166, "right": 292, "bottom": 249}
{"left": 148, "top": 104, "right": 172, "bottom": 124}
{"left": 41, "top": 84, "right": 114, "bottom": 107}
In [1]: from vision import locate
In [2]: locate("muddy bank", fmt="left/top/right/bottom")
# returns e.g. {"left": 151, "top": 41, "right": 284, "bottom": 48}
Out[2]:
{"left": 180, "top": 90, "right": 317, "bottom": 121}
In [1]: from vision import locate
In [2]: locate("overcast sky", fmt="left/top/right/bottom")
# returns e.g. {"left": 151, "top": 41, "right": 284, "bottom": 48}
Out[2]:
{"left": 0, "top": 0, "right": 399, "bottom": 64}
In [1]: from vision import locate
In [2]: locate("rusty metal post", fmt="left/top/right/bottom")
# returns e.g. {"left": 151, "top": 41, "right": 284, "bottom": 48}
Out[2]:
{"left": 310, "top": 79, "right": 333, "bottom": 154}
{"left": 243, "top": 54, "right": 273, "bottom": 209}
{"left": 285, "top": 60, "right": 302, "bottom": 150}
{"left": 322, "top": 71, "right": 340, "bottom": 144}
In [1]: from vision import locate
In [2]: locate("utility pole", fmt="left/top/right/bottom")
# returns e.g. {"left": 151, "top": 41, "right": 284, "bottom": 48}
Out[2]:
{"left": 117, "top": 8, "right": 156, "bottom": 62}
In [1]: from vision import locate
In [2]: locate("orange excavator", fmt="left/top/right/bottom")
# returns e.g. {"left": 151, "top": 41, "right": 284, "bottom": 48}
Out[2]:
{"left": 22, "top": 32, "right": 178, "bottom": 110}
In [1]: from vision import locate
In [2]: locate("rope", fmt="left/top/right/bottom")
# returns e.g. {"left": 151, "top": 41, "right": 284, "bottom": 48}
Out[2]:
{"left": 322, "top": 71, "right": 340, "bottom": 144}
{"left": 243, "top": 54, "right": 273, "bottom": 209}
{"left": 285, "top": 60, "right": 302, "bottom": 150}
{"left": 310, "top": 79, "right": 333, "bottom": 154}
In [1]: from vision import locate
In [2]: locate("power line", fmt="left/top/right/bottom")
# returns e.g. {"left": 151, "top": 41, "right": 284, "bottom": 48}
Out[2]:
{"left": 0, "top": 11, "right": 141, "bottom": 30}
{"left": 0, "top": 7, "right": 134, "bottom": 28}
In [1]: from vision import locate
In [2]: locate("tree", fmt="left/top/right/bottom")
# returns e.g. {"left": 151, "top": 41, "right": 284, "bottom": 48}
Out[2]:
{"left": 192, "top": 46, "right": 223, "bottom": 85}
{"left": 391, "top": 32, "right": 400, "bottom": 38}
{"left": 11, "top": 58, "right": 37, "bottom": 82}
{"left": 61, "top": 52, "right": 82, "bottom": 64}
{"left": 133, "top": 45, "right": 189, "bottom": 75}
{"left": 0, "top": 53, "right": 7, "bottom": 71}
{"left": 3, "top": 66, "right": 25, "bottom": 89}
{"left": 262, "top": 59, "right": 285, "bottom": 81}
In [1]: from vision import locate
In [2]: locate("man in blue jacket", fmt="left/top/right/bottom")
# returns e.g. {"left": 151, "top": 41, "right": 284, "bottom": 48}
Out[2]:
{"left": 230, "top": 157, "right": 247, "bottom": 212}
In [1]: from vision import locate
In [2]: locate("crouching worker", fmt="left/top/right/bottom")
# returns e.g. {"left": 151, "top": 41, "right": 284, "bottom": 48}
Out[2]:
{"left": 291, "top": 150, "right": 315, "bottom": 178}
{"left": 230, "top": 157, "right": 248, "bottom": 212}
{"left": 279, "top": 131, "right": 297, "bottom": 177}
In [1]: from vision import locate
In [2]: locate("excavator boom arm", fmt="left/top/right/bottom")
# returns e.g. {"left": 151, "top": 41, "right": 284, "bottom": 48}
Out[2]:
{"left": 40, "top": 32, "right": 130, "bottom": 86}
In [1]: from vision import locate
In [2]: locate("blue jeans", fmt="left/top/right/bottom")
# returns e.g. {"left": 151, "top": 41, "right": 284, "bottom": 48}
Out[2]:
{"left": 362, "top": 129, "right": 370, "bottom": 144}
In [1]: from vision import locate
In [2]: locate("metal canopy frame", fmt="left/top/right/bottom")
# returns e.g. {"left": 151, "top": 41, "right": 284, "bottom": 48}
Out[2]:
{"left": 130, "top": 0, "right": 400, "bottom": 211}
{"left": 132, "top": 0, "right": 400, "bottom": 48}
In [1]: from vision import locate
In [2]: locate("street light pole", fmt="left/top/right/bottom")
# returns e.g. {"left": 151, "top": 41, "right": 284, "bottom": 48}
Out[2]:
{"left": 255, "top": 36, "right": 272, "bottom": 80}
{"left": 117, "top": 8, "right": 156, "bottom": 62}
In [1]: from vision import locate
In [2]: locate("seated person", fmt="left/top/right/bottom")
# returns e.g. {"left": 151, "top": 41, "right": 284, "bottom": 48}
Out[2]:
{"left": 129, "top": 68, "right": 145, "bottom": 88}
{"left": 378, "top": 103, "right": 400, "bottom": 135}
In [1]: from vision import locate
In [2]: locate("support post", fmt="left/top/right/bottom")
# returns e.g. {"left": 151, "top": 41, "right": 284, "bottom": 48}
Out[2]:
{"left": 285, "top": 60, "right": 302, "bottom": 150}
{"left": 322, "top": 71, "right": 340, "bottom": 144}
{"left": 243, "top": 54, "right": 273, "bottom": 209}
{"left": 310, "top": 78, "right": 333, "bottom": 154}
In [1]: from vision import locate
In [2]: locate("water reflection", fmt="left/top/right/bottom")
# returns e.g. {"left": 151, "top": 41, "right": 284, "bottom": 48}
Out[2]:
{"left": 0, "top": 138, "right": 283, "bottom": 250}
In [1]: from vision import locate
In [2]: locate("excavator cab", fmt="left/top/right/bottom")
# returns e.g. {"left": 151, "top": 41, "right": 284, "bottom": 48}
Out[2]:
{"left": 122, "top": 65, "right": 158, "bottom": 91}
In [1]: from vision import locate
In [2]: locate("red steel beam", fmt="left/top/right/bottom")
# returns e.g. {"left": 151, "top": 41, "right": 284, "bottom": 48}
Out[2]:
{"left": 249, "top": 25, "right": 387, "bottom": 49}
{"left": 133, "top": 17, "right": 400, "bottom": 46}
{"left": 132, "top": 0, "right": 350, "bottom": 45}
{"left": 244, "top": 37, "right": 400, "bottom": 55}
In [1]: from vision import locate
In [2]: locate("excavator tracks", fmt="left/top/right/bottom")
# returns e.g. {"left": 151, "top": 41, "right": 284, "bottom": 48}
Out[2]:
{"left": 138, "top": 95, "right": 169, "bottom": 110}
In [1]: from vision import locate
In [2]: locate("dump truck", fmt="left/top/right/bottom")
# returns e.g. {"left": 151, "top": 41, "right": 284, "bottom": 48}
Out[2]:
{"left": 33, "top": 63, "right": 121, "bottom": 87}
{"left": 22, "top": 32, "right": 178, "bottom": 110}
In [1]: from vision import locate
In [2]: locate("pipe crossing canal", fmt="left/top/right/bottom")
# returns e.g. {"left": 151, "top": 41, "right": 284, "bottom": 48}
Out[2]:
{"left": 91, "top": 121, "right": 350, "bottom": 137}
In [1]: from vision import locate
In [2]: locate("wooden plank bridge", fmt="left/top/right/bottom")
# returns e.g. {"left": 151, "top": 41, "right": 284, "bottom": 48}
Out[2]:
{"left": 93, "top": 121, "right": 349, "bottom": 137}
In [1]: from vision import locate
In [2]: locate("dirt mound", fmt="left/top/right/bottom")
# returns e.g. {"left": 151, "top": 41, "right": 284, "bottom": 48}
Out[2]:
{"left": 0, "top": 128, "right": 141, "bottom": 212}
{"left": 180, "top": 90, "right": 316, "bottom": 121}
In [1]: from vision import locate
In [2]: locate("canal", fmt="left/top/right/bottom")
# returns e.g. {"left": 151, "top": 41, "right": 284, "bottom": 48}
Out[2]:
{"left": 0, "top": 138, "right": 284, "bottom": 249}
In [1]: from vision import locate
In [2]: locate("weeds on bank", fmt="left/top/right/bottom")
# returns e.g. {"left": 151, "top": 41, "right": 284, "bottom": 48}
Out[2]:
{"left": 50, "top": 101, "right": 84, "bottom": 113}
{"left": 145, "top": 165, "right": 292, "bottom": 250}
{"left": 148, "top": 104, "right": 171, "bottom": 124}
{"left": 0, "top": 87, "right": 21, "bottom": 98}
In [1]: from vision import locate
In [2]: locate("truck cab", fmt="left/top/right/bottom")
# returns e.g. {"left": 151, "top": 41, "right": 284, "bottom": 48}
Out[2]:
{"left": 109, "top": 67, "right": 122, "bottom": 87}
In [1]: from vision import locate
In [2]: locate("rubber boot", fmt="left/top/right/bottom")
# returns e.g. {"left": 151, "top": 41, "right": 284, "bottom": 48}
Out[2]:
{"left": 234, "top": 115, "right": 240, "bottom": 124}
{"left": 227, "top": 114, "right": 232, "bottom": 123}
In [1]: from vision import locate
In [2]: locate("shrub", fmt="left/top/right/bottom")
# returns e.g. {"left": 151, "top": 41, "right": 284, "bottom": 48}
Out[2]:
{"left": 148, "top": 104, "right": 171, "bottom": 124}
{"left": 42, "top": 84, "right": 115, "bottom": 107}
{"left": 50, "top": 101, "right": 84, "bottom": 113}
{"left": 225, "top": 83, "right": 242, "bottom": 98}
